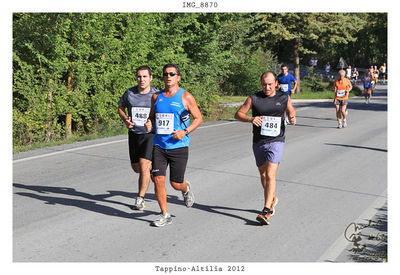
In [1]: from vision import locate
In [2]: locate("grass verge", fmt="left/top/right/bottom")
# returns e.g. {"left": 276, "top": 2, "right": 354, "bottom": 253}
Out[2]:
{"left": 13, "top": 125, "right": 128, "bottom": 154}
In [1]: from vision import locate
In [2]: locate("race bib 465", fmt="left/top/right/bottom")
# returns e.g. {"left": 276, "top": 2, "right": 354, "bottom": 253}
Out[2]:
{"left": 131, "top": 107, "right": 150, "bottom": 126}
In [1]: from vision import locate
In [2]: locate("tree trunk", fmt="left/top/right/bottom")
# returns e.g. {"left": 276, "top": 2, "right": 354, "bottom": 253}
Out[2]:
{"left": 294, "top": 38, "right": 301, "bottom": 93}
{"left": 66, "top": 73, "right": 73, "bottom": 139}
{"left": 45, "top": 83, "right": 53, "bottom": 142}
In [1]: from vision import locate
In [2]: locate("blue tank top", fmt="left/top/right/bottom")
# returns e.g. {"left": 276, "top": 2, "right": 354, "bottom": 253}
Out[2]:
{"left": 153, "top": 88, "right": 190, "bottom": 149}
{"left": 364, "top": 75, "right": 372, "bottom": 89}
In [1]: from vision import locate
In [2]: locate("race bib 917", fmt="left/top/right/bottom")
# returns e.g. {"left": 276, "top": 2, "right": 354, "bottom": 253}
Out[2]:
{"left": 261, "top": 116, "right": 281, "bottom": 137}
{"left": 156, "top": 113, "right": 174, "bottom": 135}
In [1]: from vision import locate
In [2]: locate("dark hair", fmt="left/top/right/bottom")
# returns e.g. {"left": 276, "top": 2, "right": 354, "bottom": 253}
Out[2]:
{"left": 281, "top": 64, "right": 288, "bottom": 69}
{"left": 136, "top": 65, "right": 152, "bottom": 76}
{"left": 163, "top": 63, "right": 181, "bottom": 76}
{"left": 260, "top": 71, "right": 277, "bottom": 82}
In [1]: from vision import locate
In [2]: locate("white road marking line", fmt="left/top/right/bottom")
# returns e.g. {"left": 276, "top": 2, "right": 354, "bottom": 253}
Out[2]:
{"left": 198, "top": 120, "right": 238, "bottom": 129}
{"left": 13, "top": 139, "right": 125, "bottom": 163}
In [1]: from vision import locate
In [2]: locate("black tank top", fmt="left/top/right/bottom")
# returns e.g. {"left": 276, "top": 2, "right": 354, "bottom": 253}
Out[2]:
{"left": 251, "top": 91, "right": 289, "bottom": 144}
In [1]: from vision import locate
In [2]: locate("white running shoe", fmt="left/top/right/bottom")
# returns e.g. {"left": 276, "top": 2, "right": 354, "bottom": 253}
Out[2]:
{"left": 152, "top": 212, "right": 172, "bottom": 227}
{"left": 133, "top": 196, "right": 145, "bottom": 210}
{"left": 182, "top": 181, "right": 195, "bottom": 208}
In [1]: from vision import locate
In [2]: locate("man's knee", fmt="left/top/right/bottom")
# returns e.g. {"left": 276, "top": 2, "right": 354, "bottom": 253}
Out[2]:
{"left": 139, "top": 159, "right": 152, "bottom": 173}
{"left": 153, "top": 175, "right": 165, "bottom": 185}
{"left": 170, "top": 180, "right": 184, "bottom": 191}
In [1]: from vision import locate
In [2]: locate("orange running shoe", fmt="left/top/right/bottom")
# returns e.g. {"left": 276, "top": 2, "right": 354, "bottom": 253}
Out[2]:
{"left": 256, "top": 208, "right": 272, "bottom": 225}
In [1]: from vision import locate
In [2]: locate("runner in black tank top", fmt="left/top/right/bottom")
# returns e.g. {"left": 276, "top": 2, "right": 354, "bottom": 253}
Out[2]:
{"left": 251, "top": 90, "right": 288, "bottom": 144}
{"left": 235, "top": 71, "right": 296, "bottom": 225}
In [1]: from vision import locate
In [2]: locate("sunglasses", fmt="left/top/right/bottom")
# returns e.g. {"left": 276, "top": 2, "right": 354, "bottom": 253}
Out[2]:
{"left": 163, "top": 72, "right": 178, "bottom": 77}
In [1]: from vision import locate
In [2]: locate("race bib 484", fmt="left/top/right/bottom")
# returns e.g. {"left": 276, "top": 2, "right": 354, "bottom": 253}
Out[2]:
{"left": 261, "top": 116, "right": 281, "bottom": 137}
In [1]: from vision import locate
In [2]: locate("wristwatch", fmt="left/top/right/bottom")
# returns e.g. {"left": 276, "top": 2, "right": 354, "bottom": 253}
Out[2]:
{"left": 184, "top": 129, "right": 189, "bottom": 136}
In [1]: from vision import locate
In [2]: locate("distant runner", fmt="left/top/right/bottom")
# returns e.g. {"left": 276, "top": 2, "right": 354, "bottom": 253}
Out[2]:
{"left": 346, "top": 65, "right": 352, "bottom": 79}
{"left": 363, "top": 69, "right": 374, "bottom": 104}
{"left": 370, "top": 66, "right": 377, "bottom": 97}
{"left": 352, "top": 67, "right": 359, "bottom": 84}
{"left": 374, "top": 66, "right": 380, "bottom": 85}
{"left": 379, "top": 63, "right": 387, "bottom": 84}
{"left": 235, "top": 71, "right": 296, "bottom": 225}
{"left": 277, "top": 65, "right": 297, "bottom": 125}
{"left": 334, "top": 70, "right": 352, "bottom": 128}
{"left": 325, "top": 62, "right": 331, "bottom": 78}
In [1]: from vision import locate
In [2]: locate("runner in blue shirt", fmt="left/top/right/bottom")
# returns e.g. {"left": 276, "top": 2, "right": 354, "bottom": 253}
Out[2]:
{"left": 277, "top": 65, "right": 298, "bottom": 96}
{"left": 277, "top": 65, "right": 297, "bottom": 124}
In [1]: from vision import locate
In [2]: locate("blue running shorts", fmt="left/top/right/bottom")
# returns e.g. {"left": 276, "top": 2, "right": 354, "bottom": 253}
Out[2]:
{"left": 252, "top": 141, "right": 285, "bottom": 166}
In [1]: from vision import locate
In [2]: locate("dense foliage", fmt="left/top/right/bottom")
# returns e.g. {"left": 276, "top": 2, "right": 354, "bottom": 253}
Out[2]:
{"left": 13, "top": 13, "right": 387, "bottom": 147}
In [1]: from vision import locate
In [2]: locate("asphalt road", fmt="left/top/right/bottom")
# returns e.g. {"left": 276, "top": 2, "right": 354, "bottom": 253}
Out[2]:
{"left": 13, "top": 86, "right": 387, "bottom": 263}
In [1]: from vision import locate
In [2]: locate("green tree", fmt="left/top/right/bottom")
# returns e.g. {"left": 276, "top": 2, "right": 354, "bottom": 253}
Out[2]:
{"left": 12, "top": 13, "right": 280, "bottom": 148}
{"left": 13, "top": 13, "right": 69, "bottom": 145}
{"left": 343, "top": 13, "right": 387, "bottom": 67}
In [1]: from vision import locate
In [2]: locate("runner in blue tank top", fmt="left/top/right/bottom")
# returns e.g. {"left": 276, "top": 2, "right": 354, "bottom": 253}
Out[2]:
{"left": 145, "top": 64, "right": 203, "bottom": 227}
{"left": 152, "top": 87, "right": 191, "bottom": 149}
{"left": 235, "top": 71, "right": 296, "bottom": 225}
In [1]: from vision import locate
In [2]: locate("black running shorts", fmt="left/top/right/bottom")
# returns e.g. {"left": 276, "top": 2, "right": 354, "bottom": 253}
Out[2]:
{"left": 151, "top": 146, "right": 189, "bottom": 183}
{"left": 335, "top": 99, "right": 348, "bottom": 106}
{"left": 128, "top": 131, "right": 154, "bottom": 163}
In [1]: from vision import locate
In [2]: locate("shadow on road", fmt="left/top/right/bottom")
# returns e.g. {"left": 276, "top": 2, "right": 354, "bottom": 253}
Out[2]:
{"left": 294, "top": 123, "right": 334, "bottom": 129}
{"left": 13, "top": 183, "right": 261, "bottom": 226}
{"left": 13, "top": 183, "right": 159, "bottom": 223}
{"left": 325, "top": 143, "right": 387, "bottom": 152}
{"left": 192, "top": 202, "right": 260, "bottom": 226}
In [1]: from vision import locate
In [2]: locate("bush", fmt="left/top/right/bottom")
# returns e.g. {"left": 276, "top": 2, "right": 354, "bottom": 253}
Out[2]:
{"left": 221, "top": 49, "right": 277, "bottom": 96}
{"left": 303, "top": 73, "right": 325, "bottom": 92}
{"left": 351, "top": 85, "right": 362, "bottom": 96}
